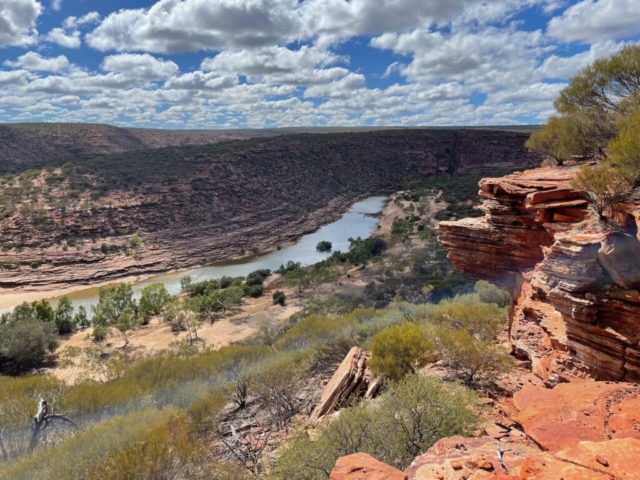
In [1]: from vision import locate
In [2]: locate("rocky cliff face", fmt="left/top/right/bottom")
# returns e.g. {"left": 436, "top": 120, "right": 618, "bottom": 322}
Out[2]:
{"left": 326, "top": 164, "right": 640, "bottom": 480}
{"left": 438, "top": 166, "right": 640, "bottom": 382}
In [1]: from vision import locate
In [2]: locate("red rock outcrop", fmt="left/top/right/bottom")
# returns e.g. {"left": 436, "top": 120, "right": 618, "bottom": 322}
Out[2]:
{"left": 512, "top": 382, "right": 640, "bottom": 451}
{"left": 437, "top": 166, "right": 640, "bottom": 382}
{"left": 310, "top": 347, "right": 374, "bottom": 423}
{"left": 330, "top": 453, "right": 407, "bottom": 480}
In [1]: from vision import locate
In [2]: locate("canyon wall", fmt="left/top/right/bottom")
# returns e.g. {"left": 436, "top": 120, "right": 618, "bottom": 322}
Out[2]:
{"left": 438, "top": 166, "right": 640, "bottom": 382}
{"left": 0, "top": 129, "right": 539, "bottom": 290}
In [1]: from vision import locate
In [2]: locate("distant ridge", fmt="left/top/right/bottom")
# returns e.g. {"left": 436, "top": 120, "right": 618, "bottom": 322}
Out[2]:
{"left": 0, "top": 123, "right": 539, "bottom": 174}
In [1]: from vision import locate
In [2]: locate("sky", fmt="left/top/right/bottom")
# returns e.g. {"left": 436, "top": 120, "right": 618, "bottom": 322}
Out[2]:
{"left": 0, "top": 0, "right": 639, "bottom": 129}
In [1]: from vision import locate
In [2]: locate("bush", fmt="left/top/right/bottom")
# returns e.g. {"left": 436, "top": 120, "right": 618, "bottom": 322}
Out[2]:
{"left": 427, "top": 294, "right": 512, "bottom": 384}
{"left": 244, "top": 284, "right": 264, "bottom": 298}
{"left": 0, "top": 408, "right": 203, "bottom": 480}
{"left": 246, "top": 269, "right": 271, "bottom": 286}
{"left": 368, "top": 323, "right": 433, "bottom": 382}
{"left": 0, "top": 319, "right": 59, "bottom": 372}
{"left": 271, "top": 374, "right": 479, "bottom": 478}
{"left": 474, "top": 281, "right": 512, "bottom": 308}
{"left": 275, "top": 315, "right": 356, "bottom": 351}
{"left": 391, "top": 217, "right": 412, "bottom": 237}
{"left": 272, "top": 290, "right": 286, "bottom": 306}
{"left": 316, "top": 240, "right": 332, "bottom": 252}
{"left": 432, "top": 326, "right": 513, "bottom": 385}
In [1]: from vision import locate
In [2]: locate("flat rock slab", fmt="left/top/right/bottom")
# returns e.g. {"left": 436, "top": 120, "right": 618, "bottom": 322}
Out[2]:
{"left": 554, "top": 438, "right": 640, "bottom": 478}
{"left": 513, "top": 382, "right": 640, "bottom": 452}
{"left": 405, "top": 435, "right": 541, "bottom": 480}
{"left": 330, "top": 453, "right": 407, "bottom": 480}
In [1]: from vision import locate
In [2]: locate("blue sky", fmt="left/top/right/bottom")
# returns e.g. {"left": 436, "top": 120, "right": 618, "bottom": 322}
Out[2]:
{"left": 0, "top": 0, "right": 639, "bottom": 129}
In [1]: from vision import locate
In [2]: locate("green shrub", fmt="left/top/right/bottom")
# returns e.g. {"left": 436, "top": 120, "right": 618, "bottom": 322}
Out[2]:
{"left": 0, "top": 408, "right": 202, "bottom": 480}
{"left": 368, "top": 323, "right": 433, "bottom": 382}
{"left": 54, "top": 295, "right": 76, "bottom": 334}
{"left": 275, "top": 315, "right": 357, "bottom": 351}
{"left": 270, "top": 374, "right": 479, "bottom": 478}
{"left": 0, "top": 319, "right": 59, "bottom": 373}
{"left": 474, "top": 281, "right": 512, "bottom": 308}
{"left": 431, "top": 326, "right": 513, "bottom": 385}
{"left": 272, "top": 290, "right": 286, "bottom": 306}
{"left": 316, "top": 240, "right": 332, "bottom": 252}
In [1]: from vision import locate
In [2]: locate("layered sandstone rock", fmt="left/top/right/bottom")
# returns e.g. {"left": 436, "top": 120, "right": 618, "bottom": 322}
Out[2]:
{"left": 437, "top": 166, "right": 583, "bottom": 288}
{"left": 438, "top": 165, "right": 640, "bottom": 382}
{"left": 310, "top": 347, "right": 374, "bottom": 423}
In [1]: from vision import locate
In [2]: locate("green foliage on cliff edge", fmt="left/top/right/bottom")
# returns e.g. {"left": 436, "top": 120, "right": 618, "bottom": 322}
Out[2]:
{"left": 526, "top": 45, "right": 640, "bottom": 218}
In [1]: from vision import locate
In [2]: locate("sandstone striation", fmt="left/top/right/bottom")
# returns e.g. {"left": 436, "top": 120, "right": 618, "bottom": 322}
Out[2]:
{"left": 310, "top": 347, "right": 374, "bottom": 423}
{"left": 437, "top": 165, "right": 640, "bottom": 382}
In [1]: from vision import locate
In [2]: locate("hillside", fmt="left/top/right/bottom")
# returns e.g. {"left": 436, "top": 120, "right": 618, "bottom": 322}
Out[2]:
{"left": 0, "top": 123, "right": 276, "bottom": 174}
{"left": 0, "top": 129, "right": 539, "bottom": 290}
{"left": 0, "top": 123, "right": 540, "bottom": 175}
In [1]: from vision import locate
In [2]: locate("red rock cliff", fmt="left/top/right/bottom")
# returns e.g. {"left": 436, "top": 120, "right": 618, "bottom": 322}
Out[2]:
{"left": 438, "top": 166, "right": 640, "bottom": 382}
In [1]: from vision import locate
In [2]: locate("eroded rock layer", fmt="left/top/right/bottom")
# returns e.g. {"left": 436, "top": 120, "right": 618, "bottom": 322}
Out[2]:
{"left": 437, "top": 165, "right": 640, "bottom": 382}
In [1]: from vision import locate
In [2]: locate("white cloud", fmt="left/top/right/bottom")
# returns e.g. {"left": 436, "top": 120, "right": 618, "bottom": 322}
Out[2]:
{"left": 539, "top": 41, "right": 626, "bottom": 79}
{"left": 202, "top": 45, "right": 348, "bottom": 85}
{"left": 62, "top": 11, "right": 100, "bottom": 29}
{"left": 83, "top": 0, "right": 561, "bottom": 53}
{"left": 51, "top": 0, "right": 62, "bottom": 11}
{"left": 0, "top": 69, "right": 29, "bottom": 86}
{"left": 548, "top": 0, "right": 640, "bottom": 43}
{"left": 163, "top": 71, "right": 237, "bottom": 90}
{"left": 86, "top": 0, "right": 301, "bottom": 53}
{"left": 101, "top": 54, "right": 179, "bottom": 81}
{"left": 4, "top": 52, "right": 70, "bottom": 72}
{"left": 45, "top": 27, "right": 81, "bottom": 48}
{"left": 0, "top": 0, "right": 42, "bottom": 47}
{"left": 371, "top": 26, "right": 552, "bottom": 91}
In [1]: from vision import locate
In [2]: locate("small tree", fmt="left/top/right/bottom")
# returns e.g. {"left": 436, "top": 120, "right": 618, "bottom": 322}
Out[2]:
{"left": 432, "top": 326, "right": 513, "bottom": 385}
{"left": 180, "top": 275, "right": 193, "bottom": 293}
{"left": 139, "top": 283, "right": 172, "bottom": 324}
{"left": 284, "top": 268, "right": 311, "bottom": 293}
{"left": 74, "top": 305, "right": 90, "bottom": 329}
{"left": 570, "top": 161, "right": 631, "bottom": 220}
{"left": 92, "top": 282, "right": 136, "bottom": 327}
{"left": 368, "top": 323, "right": 433, "bottom": 382}
{"left": 54, "top": 295, "right": 76, "bottom": 334}
{"left": 32, "top": 299, "right": 54, "bottom": 323}
{"left": 112, "top": 307, "right": 140, "bottom": 349}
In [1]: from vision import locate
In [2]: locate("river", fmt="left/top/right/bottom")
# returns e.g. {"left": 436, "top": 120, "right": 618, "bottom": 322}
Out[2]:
{"left": 39, "top": 196, "right": 388, "bottom": 313}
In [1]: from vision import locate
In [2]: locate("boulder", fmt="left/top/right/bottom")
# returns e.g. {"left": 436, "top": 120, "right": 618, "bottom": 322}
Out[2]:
{"left": 598, "top": 232, "right": 640, "bottom": 290}
{"left": 330, "top": 453, "right": 407, "bottom": 480}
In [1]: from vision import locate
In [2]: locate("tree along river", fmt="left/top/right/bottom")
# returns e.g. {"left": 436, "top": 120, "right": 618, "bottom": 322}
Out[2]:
{"left": 44, "top": 196, "right": 388, "bottom": 314}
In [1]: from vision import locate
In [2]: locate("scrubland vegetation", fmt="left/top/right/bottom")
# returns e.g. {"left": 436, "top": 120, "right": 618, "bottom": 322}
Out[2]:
{"left": 0, "top": 282, "right": 511, "bottom": 478}
{"left": 0, "top": 170, "right": 517, "bottom": 478}
{"left": 527, "top": 45, "right": 640, "bottom": 220}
